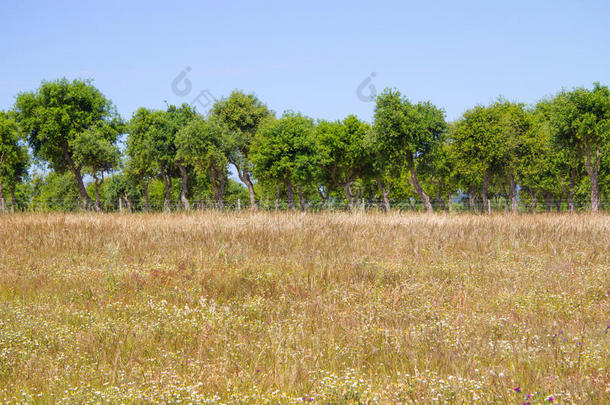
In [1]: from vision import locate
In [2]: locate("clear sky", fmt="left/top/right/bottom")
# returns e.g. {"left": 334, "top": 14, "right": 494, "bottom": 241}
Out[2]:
{"left": 2, "top": 0, "right": 609, "bottom": 123}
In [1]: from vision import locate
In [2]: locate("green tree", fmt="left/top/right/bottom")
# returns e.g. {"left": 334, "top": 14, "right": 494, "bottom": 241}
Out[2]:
{"left": 14, "top": 78, "right": 120, "bottom": 208}
{"left": 72, "top": 124, "right": 121, "bottom": 212}
{"left": 0, "top": 111, "right": 29, "bottom": 213}
{"left": 251, "top": 112, "right": 317, "bottom": 210}
{"left": 451, "top": 104, "right": 504, "bottom": 213}
{"left": 548, "top": 83, "right": 610, "bottom": 211}
{"left": 373, "top": 89, "right": 446, "bottom": 212}
{"left": 315, "top": 116, "right": 370, "bottom": 208}
{"left": 211, "top": 91, "right": 272, "bottom": 209}
{"left": 176, "top": 116, "right": 230, "bottom": 209}
{"left": 494, "top": 100, "right": 532, "bottom": 213}
{"left": 127, "top": 104, "right": 196, "bottom": 211}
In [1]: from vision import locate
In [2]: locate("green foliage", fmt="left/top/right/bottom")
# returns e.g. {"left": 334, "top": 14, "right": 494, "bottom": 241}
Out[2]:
{"left": 314, "top": 115, "right": 370, "bottom": 204}
{"left": 30, "top": 172, "right": 82, "bottom": 211}
{"left": 4, "top": 77, "right": 610, "bottom": 212}
{"left": 0, "top": 111, "right": 29, "bottom": 201}
{"left": 252, "top": 112, "right": 317, "bottom": 185}
{"left": 14, "top": 78, "right": 120, "bottom": 205}
{"left": 211, "top": 91, "right": 272, "bottom": 172}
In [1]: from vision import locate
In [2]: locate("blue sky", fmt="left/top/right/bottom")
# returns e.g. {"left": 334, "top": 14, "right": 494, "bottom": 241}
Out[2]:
{"left": 2, "top": 0, "right": 609, "bottom": 122}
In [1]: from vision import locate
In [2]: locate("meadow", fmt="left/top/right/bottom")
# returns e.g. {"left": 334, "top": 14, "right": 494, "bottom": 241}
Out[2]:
{"left": 0, "top": 212, "right": 608, "bottom": 404}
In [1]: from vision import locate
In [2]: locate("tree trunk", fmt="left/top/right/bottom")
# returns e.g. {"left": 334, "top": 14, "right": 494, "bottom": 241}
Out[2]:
{"left": 545, "top": 192, "right": 552, "bottom": 213}
{"left": 555, "top": 199, "right": 561, "bottom": 212}
{"left": 0, "top": 181, "right": 5, "bottom": 214}
{"left": 409, "top": 166, "right": 432, "bottom": 212}
{"left": 275, "top": 183, "right": 280, "bottom": 211}
{"left": 93, "top": 174, "right": 102, "bottom": 212}
{"left": 568, "top": 168, "right": 575, "bottom": 213}
{"left": 285, "top": 179, "right": 295, "bottom": 210}
{"left": 64, "top": 148, "right": 91, "bottom": 209}
{"left": 209, "top": 165, "right": 224, "bottom": 210}
{"left": 584, "top": 143, "right": 601, "bottom": 212}
{"left": 124, "top": 193, "right": 132, "bottom": 212}
{"left": 233, "top": 163, "right": 257, "bottom": 210}
{"left": 142, "top": 183, "right": 150, "bottom": 212}
{"left": 178, "top": 164, "right": 190, "bottom": 211}
{"left": 10, "top": 187, "right": 16, "bottom": 213}
{"left": 437, "top": 183, "right": 447, "bottom": 211}
{"left": 448, "top": 197, "right": 453, "bottom": 212}
{"left": 341, "top": 180, "right": 357, "bottom": 209}
{"left": 481, "top": 173, "right": 490, "bottom": 214}
{"left": 161, "top": 171, "right": 172, "bottom": 212}
{"left": 529, "top": 188, "right": 537, "bottom": 214}
{"left": 297, "top": 185, "right": 306, "bottom": 211}
{"left": 375, "top": 177, "right": 391, "bottom": 212}
{"left": 508, "top": 173, "right": 518, "bottom": 214}
{"left": 468, "top": 187, "right": 477, "bottom": 212}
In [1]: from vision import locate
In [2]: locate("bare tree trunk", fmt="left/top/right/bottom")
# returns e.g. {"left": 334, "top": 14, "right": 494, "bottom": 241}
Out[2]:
{"left": 468, "top": 187, "right": 477, "bottom": 213}
{"left": 218, "top": 177, "right": 226, "bottom": 210}
{"left": 375, "top": 177, "right": 391, "bottom": 212}
{"left": 10, "top": 188, "right": 16, "bottom": 213}
{"left": 275, "top": 183, "right": 280, "bottom": 211}
{"left": 285, "top": 179, "right": 295, "bottom": 210}
{"left": 584, "top": 143, "right": 601, "bottom": 212}
{"left": 297, "top": 185, "right": 306, "bottom": 211}
{"left": 437, "top": 183, "right": 447, "bottom": 211}
{"left": 343, "top": 181, "right": 356, "bottom": 209}
{"left": 568, "top": 168, "right": 575, "bottom": 213}
{"left": 508, "top": 173, "right": 518, "bottom": 214}
{"left": 555, "top": 199, "right": 561, "bottom": 212}
{"left": 178, "top": 164, "right": 190, "bottom": 211}
{"left": 0, "top": 181, "right": 5, "bottom": 214}
{"left": 545, "top": 192, "right": 552, "bottom": 213}
{"left": 448, "top": 197, "right": 453, "bottom": 212}
{"left": 409, "top": 165, "right": 432, "bottom": 212}
{"left": 481, "top": 173, "right": 490, "bottom": 214}
{"left": 529, "top": 188, "right": 537, "bottom": 213}
{"left": 93, "top": 174, "right": 102, "bottom": 213}
{"left": 124, "top": 193, "right": 132, "bottom": 212}
{"left": 232, "top": 163, "right": 257, "bottom": 210}
{"left": 64, "top": 148, "right": 91, "bottom": 209}
{"left": 209, "top": 165, "right": 225, "bottom": 210}
{"left": 161, "top": 171, "right": 172, "bottom": 212}
{"left": 142, "top": 183, "right": 150, "bottom": 212}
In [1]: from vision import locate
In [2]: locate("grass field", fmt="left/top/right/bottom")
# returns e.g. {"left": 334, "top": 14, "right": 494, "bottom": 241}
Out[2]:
{"left": 0, "top": 213, "right": 608, "bottom": 404}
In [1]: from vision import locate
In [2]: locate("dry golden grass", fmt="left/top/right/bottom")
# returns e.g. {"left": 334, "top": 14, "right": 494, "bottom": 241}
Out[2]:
{"left": 0, "top": 212, "right": 608, "bottom": 403}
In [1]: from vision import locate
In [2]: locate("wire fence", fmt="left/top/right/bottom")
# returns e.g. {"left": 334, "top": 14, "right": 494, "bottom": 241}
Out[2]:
{"left": 1, "top": 197, "right": 610, "bottom": 214}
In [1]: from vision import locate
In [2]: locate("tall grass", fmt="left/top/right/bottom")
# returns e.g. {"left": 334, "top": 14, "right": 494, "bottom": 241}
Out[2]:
{"left": 0, "top": 212, "right": 608, "bottom": 403}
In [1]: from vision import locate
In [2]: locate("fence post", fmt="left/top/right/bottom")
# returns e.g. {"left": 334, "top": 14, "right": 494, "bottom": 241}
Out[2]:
{"left": 237, "top": 199, "right": 241, "bottom": 211}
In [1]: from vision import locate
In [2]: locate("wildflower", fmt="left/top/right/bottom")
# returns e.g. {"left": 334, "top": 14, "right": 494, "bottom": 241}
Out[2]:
{"left": 548, "top": 396, "right": 554, "bottom": 403}
{"left": 514, "top": 387, "right": 521, "bottom": 393}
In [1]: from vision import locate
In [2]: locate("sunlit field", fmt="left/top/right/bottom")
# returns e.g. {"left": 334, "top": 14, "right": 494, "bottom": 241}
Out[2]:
{"left": 0, "top": 212, "right": 608, "bottom": 404}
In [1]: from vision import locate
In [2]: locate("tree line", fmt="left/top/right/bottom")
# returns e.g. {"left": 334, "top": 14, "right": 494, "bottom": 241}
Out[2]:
{"left": 1, "top": 78, "right": 609, "bottom": 213}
